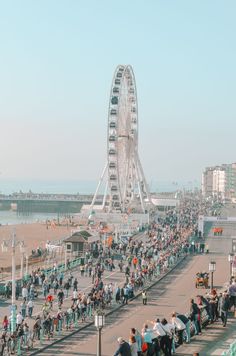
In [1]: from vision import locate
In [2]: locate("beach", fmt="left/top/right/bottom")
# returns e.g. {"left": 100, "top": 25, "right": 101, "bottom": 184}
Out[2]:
{"left": 0, "top": 222, "right": 71, "bottom": 268}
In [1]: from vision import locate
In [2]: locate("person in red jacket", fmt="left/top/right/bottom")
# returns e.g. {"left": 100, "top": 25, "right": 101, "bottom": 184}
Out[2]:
{"left": 46, "top": 294, "right": 54, "bottom": 310}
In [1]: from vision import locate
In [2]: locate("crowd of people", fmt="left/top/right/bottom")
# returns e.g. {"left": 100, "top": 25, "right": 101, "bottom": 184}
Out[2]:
{"left": 0, "top": 207, "right": 193, "bottom": 355}
{"left": 112, "top": 198, "right": 236, "bottom": 356}
{"left": 0, "top": 195, "right": 229, "bottom": 355}
{"left": 113, "top": 287, "right": 236, "bottom": 356}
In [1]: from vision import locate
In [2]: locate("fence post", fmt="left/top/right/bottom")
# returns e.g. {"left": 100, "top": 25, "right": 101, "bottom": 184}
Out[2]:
{"left": 40, "top": 327, "right": 44, "bottom": 345}
{"left": 17, "top": 338, "right": 21, "bottom": 356}
{"left": 74, "top": 311, "right": 79, "bottom": 328}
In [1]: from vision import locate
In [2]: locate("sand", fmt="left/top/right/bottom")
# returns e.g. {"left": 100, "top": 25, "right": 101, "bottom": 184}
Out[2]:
{"left": 0, "top": 223, "right": 71, "bottom": 268}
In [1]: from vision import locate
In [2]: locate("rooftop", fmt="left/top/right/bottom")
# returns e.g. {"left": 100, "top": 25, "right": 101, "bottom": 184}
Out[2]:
{"left": 65, "top": 230, "right": 92, "bottom": 243}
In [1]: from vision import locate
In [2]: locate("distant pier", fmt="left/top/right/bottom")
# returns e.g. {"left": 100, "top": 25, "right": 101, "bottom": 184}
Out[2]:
{"left": 0, "top": 193, "right": 103, "bottom": 214}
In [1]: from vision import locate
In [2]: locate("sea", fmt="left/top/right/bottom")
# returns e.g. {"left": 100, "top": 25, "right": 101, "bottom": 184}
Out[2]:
{"left": 0, "top": 179, "right": 199, "bottom": 225}
{"left": 0, "top": 211, "right": 59, "bottom": 225}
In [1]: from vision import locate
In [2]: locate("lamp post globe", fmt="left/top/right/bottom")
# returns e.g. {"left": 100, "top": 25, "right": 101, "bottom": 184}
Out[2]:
{"left": 209, "top": 261, "right": 216, "bottom": 272}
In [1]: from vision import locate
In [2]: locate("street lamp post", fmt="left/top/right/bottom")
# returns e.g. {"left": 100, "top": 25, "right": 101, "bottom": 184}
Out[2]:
{"left": 25, "top": 255, "right": 29, "bottom": 277}
{"left": 20, "top": 244, "right": 26, "bottom": 279}
{"left": 64, "top": 245, "right": 68, "bottom": 272}
{"left": 1, "top": 231, "right": 25, "bottom": 332}
{"left": 209, "top": 261, "right": 216, "bottom": 290}
{"left": 94, "top": 310, "right": 105, "bottom": 356}
{"left": 228, "top": 253, "right": 234, "bottom": 282}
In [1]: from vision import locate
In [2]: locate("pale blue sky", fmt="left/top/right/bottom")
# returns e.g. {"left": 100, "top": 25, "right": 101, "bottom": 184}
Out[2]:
{"left": 0, "top": 0, "right": 235, "bottom": 187}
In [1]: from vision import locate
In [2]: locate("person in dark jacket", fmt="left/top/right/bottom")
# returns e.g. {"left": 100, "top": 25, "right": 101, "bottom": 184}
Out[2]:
{"left": 190, "top": 298, "right": 201, "bottom": 335}
{"left": 114, "top": 337, "right": 132, "bottom": 356}
{"left": 219, "top": 292, "right": 230, "bottom": 327}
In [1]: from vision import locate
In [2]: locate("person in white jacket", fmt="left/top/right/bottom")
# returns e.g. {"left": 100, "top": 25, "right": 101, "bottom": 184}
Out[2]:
{"left": 170, "top": 312, "right": 186, "bottom": 345}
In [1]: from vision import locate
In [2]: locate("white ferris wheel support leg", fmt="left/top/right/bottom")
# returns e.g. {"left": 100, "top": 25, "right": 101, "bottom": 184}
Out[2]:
{"left": 102, "top": 180, "right": 108, "bottom": 210}
{"left": 90, "top": 162, "right": 108, "bottom": 211}
{"left": 136, "top": 153, "right": 151, "bottom": 203}
{"left": 122, "top": 158, "right": 130, "bottom": 212}
{"left": 134, "top": 155, "right": 145, "bottom": 213}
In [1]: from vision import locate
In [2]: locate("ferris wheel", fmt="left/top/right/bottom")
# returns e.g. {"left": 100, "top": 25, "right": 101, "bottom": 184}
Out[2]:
{"left": 91, "top": 65, "right": 151, "bottom": 213}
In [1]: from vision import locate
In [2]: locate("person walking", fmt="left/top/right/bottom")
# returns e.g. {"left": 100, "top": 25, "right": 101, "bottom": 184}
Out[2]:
{"left": 20, "top": 301, "right": 27, "bottom": 319}
{"left": 16, "top": 312, "right": 23, "bottom": 329}
{"left": 22, "top": 286, "right": 28, "bottom": 302}
{"left": 2, "top": 316, "right": 9, "bottom": 332}
{"left": 46, "top": 293, "right": 54, "bottom": 310}
{"left": 57, "top": 289, "right": 64, "bottom": 306}
{"left": 29, "top": 284, "right": 35, "bottom": 300}
{"left": 27, "top": 300, "right": 34, "bottom": 318}
{"left": 123, "top": 285, "right": 129, "bottom": 305}
{"left": 115, "top": 286, "right": 121, "bottom": 304}
{"left": 0, "top": 331, "right": 7, "bottom": 356}
{"left": 73, "top": 278, "right": 78, "bottom": 291}
{"left": 142, "top": 290, "right": 147, "bottom": 305}
{"left": 64, "top": 280, "right": 70, "bottom": 298}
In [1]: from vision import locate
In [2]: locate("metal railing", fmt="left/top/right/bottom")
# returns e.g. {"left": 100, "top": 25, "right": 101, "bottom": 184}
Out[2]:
{"left": 222, "top": 341, "right": 236, "bottom": 356}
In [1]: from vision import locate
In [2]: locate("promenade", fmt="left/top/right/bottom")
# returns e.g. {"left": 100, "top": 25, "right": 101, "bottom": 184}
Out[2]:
{"left": 37, "top": 234, "right": 231, "bottom": 356}
{"left": 0, "top": 199, "right": 233, "bottom": 355}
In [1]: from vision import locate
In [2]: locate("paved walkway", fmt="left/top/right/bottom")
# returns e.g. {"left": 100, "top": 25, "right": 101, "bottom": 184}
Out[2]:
{"left": 36, "top": 235, "right": 232, "bottom": 355}
{"left": 0, "top": 262, "right": 129, "bottom": 330}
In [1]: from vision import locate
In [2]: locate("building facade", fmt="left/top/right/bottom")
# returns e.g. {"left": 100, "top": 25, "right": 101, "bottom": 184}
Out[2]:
{"left": 202, "top": 163, "right": 236, "bottom": 202}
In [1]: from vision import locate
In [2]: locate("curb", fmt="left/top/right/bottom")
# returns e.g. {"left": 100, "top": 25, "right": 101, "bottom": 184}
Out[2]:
{"left": 29, "top": 254, "right": 187, "bottom": 355}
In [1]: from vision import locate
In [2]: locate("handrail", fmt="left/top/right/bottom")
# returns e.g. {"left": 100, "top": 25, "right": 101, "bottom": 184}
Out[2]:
{"left": 222, "top": 340, "right": 236, "bottom": 355}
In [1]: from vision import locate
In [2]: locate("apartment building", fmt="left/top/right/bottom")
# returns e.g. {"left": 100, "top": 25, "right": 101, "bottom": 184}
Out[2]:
{"left": 202, "top": 163, "right": 236, "bottom": 201}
